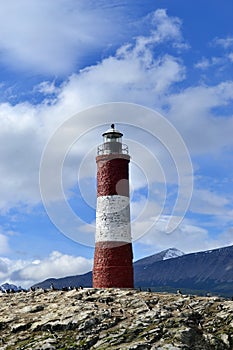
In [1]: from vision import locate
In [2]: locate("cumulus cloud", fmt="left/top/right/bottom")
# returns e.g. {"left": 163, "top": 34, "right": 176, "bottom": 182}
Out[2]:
{"left": 0, "top": 251, "right": 93, "bottom": 288}
{"left": 0, "top": 10, "right": 188, "bottom": 212}
{"left": 0, "top": 0, "right": 143, "bottom": 75}
{"left": 0, "top": 102, "right": 44, "bottom": 211}
{"left": 212, "top": 37, "right": 233, "bottom": 49}
{"left": 167, "top": 82, "right": 233, "bottom": 154}
{"left": 132, "top": 8, "right": 188, "bottom": 51}
{"left": 135, "top": 215, "right": 233, "bottom": 255}
{"left": 0, "top": 2, "right": 189, "bottom": 76}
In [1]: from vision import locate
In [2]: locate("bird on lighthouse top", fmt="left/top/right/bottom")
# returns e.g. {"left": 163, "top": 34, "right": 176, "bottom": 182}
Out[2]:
{"left": 102, "top": 123, "right": 123, "bottom": 138}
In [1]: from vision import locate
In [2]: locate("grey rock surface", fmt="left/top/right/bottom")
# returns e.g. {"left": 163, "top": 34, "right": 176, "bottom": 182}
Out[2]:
{"left": 0, "top": 288, "right": 232, "bottom": 349}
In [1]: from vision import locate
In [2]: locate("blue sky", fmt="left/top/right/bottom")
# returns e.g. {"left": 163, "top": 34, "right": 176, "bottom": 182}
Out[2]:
{"left": 0, "top": 0, "right": 233, "bottom": 287}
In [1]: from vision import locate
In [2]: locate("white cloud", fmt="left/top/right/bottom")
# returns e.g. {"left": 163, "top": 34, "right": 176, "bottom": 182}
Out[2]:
{"left": 135, "top": 215, "right": 233, "bottom": 255}
{"left": 0, "top": 3, "right": 189, "bottom": 76}
{"left": 0, "top": 102, "right": 43, "bottom": 211}
{"left": 34, "top": 81, "right": 59, "bottom": 95}
{"left": 17, "top": 251, "right": 93, "bottom": 281}
{"left": 151, "top": 9, "right": 187, "bottom": 47}
{"left": 0, "top": 251, "right": 93, "bottom": 288}
{"left": 194, "top": 58, "right": 211, "bottom": 70}
{"left": 129, "top": 188, "right": 233, "bottom": 255}
{"left": 167, "top": 82, "right": 233, "bottom": 154}
{"left": 190, "top": 189, "right": 230, "bottom": 216}
{"left": 0, "top": 10, "right": 188, "bottom": 212}
{"left": 0, "top": 234, "right": 9, "bottom": 254}
{"left": 194, "top": 56, "right": 225, "bottom": 70}
{"left": 228, "top": 53, "right": 233, "bottom": 62}
{"left": 56, "top": 53, "right": 184, "bottom": 112}
{"left": 212, "top": 37, "right": 233, "bottom": 49}
{"left": 0, "top": 0, "right": 142, "bottom": 75}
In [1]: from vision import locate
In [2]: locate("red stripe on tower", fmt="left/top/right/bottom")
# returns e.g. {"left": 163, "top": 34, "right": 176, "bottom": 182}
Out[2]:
{"left": 93, "top": 124, "right": 134, "bottom": 288}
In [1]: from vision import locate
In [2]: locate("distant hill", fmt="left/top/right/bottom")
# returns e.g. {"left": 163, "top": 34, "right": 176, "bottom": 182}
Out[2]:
{"left": 32, "top": 245, "right": 233, "bottom": 296}
{"left": 32, "top": 271, "right": 92, "bottom": 290}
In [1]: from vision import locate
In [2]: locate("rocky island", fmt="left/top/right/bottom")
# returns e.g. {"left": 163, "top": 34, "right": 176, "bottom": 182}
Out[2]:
{"left": 0, "top": 288, "right": 232, "bottom": 349}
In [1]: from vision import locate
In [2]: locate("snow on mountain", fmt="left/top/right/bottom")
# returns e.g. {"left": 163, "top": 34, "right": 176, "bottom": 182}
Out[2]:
{"left": 0, "top": 283, "right": 23, "bottom": 293}
{"left": 162, "top": 248, "right": 185, "bottom": 260}
{"left": 134, "top": 248, "right": 185, "bottom": 267}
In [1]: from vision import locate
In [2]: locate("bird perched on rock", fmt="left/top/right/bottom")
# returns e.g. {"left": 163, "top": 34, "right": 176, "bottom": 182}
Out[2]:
{"left": 50, "top": 283, "right": 57, "bottom": 291}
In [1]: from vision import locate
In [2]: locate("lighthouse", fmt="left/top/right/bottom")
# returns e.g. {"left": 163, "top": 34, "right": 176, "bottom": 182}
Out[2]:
{"left": 93, "top": 124, "right": 134, "bottom": 288}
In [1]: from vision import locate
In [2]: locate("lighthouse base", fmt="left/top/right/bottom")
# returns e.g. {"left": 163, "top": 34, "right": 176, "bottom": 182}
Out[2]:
{"left": 93, "top": 241, "right": 134, "bottom": 288}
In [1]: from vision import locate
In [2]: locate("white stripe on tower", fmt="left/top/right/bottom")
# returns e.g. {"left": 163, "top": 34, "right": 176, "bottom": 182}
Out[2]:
{"left": 96, "top": 195, "right": 131, "bottom": 243}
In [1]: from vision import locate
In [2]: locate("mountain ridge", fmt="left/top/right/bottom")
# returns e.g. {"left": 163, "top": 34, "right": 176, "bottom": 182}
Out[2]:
{"left": 30, "top": 245, "right": 233, "bottom": 296}
{"left": 31, "top": 247, "right": 184, "bottom": 290}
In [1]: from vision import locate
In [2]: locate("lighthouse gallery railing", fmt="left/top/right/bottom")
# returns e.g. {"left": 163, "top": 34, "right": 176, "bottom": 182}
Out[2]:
{"left": 97, "top": 142, "right": 129, "bottom": 156}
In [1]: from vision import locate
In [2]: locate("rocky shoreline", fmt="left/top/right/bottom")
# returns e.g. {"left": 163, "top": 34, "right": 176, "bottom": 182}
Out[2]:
{"left": 0, "top": 288, "right": 232, "bottom": 349}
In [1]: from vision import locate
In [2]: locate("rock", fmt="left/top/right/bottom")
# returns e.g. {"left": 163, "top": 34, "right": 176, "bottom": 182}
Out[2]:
{"left": 21, "top": 305, "right": 45, "bottom": 313}
{"left": 154, "top": 346, "right": 182, "bottom": 350}
{"left": 37, "top": 342, "right": 56, "bottom": 350}
{"left": 0, "top": 289, "right": 232, "bottom": 349}
{"left": 11, "top": 322, "right": 31, "bottom": 333}
{"left": 128, "top": 343, "right": 151, "bottom": 349}
{"left": 220, "top": 333, "right": 230, "bottom": 348}
{"left": 176, "top": 327, "right": 199, "bottom": 346}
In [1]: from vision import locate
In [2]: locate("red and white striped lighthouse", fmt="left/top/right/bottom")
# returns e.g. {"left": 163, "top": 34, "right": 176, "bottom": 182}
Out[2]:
{"left": 93, "top": 124, "right": 134, "bottom": 288}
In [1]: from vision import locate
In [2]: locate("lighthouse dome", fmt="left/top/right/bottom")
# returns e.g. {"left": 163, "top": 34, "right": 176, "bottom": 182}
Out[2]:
{"left": 102, "top": 124, "right": 123, "bottom": 138}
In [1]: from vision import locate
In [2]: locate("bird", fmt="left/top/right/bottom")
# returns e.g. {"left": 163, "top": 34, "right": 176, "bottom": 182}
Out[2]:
{"left": 111, "top": 123, "right": 115, "bottom": 129}
{"left": 50, "top": 283, "right": 57, "bottom": 291}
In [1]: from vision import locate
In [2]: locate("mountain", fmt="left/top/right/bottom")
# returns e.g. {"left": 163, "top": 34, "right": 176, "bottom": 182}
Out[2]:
{"left": 32, "top": 245, "right": 233, "bottom": 296}
{"left": 0, "top": 283, "right": 23, "bottom": 292}
{"left": 134, "top": 247, "right": 184, "bottom": 267}
{"left": 134, "top": 245, "right": 233, "bottom": 296}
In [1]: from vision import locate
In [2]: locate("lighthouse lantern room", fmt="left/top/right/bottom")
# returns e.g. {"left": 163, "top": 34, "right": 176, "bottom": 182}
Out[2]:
{"left": 97, "top": 124, "right": 129, "bottom": 156}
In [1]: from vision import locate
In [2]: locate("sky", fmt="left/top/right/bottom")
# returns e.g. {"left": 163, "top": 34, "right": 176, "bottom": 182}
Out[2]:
{"left": 0, "top": 0, "right": 233, "bottom": 287}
